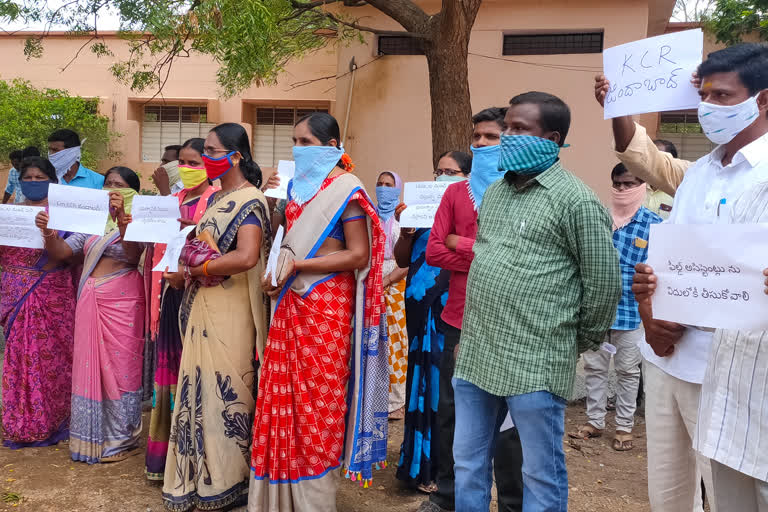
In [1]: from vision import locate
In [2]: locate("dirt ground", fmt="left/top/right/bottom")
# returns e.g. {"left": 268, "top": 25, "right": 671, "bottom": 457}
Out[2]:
{"left": 0, "top": 404, "right": 650, "bottom": 512}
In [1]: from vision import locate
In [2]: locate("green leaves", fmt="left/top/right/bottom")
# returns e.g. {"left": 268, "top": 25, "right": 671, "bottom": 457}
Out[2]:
{"left": 706, "top": 0, "right": 768, "bottom": 44}
{"left": 0, "top": 79, "right": 119, "bottom": 167}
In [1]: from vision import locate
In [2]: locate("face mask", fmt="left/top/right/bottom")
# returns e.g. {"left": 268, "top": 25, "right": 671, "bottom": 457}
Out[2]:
{"left": 48, "top": 146, "right": 81, "bottom": 180}
{"left": 291, "top": 145, "right": 344, "bottom": 205}
{"left": 179, "top": 165, "right": 208, "bottom": 189}
{"left": 20, "top": 180, "right": 50, "bottom": 201}
{"left": 376, "top": 186, "right": 401, "bottom": 222}
{"left": 202, "top": 151, "right": 236, "bottom": 180}
{"left": 105, "top": 187, "right": 137, "bottom": 233}
{"left": 467, "top": 144, "right": 502, "bottom": 209}
{"left": 436, "top": 175, "right": 467, "bottom": 183}
{"left": 611, "top": 183, "right": 647, "bottom": 230}
{"left": 499, "top": 134, "right": 561, "bottom": 176}
{"left": 698, "top": 95, "right": 761, "bottom": 145}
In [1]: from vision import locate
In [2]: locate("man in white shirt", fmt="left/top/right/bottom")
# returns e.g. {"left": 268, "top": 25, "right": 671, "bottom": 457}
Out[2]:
{"left": 631, "top": 43, "right": 768, "bottom": 512}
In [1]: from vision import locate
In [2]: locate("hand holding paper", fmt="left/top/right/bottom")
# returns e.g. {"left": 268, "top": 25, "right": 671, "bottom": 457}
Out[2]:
{"left": 153, "top": 226, "right": 196, "bottom": 273}
{"left": 399, "top": 181, "right": 452, "bottom": 228}
{"left": 264, "top": 161, "right": 295, "bottom": 200}
{"left": 124, "top": 195, "right": 181, "bottom": 244}
{"left": 47, "top": 184, "right": 110, "bottom": 236}
{"left": 0, "top": 205, "right": 46, "bottom": 249}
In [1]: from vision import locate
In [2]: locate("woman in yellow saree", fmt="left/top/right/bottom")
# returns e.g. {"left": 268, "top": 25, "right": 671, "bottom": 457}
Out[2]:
{"left": 161, "top": 123, "right": 272, "bottom": 512}
{"left": 249, "top": 113, "right": 388, "bottom": 511}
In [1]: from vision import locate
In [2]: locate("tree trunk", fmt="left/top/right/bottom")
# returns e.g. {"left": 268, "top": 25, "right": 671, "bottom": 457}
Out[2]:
{"left": 422, "top": 1, "right": 481, "bottom": 167}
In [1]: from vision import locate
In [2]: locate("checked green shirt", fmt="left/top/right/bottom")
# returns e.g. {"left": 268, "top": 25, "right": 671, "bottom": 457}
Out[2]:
{"left": 456, "top": 162, "right": 621, "bottom": 400}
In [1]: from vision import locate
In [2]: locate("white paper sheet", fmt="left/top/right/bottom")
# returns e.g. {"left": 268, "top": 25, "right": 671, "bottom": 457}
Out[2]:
{"left": 46, "top": 183, "right": 109, "bottom": 236}
{"left": 399, "top": 181, "right": 452, "bottom": 228}
{"left": 646, "top": 223, "right": 768, "bottom": 330}
{"left": 152, "top": 225, "right": 196, "bottom": 273}
{"left": 264, "top": 225, "right": 284, "bottom": 287}
{"left": 603, "top": 29, "right": 703, "bottom": 119}
{"left": 124, "top": 195, "right": 181, "bottom": 244}
{"left": 0, "top": 205, "right": 45, "bottom": 249}
{"left": 264, "top": 161, "right": 295, "bottom": 200}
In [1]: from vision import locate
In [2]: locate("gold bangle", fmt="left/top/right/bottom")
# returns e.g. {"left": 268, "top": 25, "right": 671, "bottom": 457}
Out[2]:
{"left": 202, "top": 260, "right": 211, "bottom": 277}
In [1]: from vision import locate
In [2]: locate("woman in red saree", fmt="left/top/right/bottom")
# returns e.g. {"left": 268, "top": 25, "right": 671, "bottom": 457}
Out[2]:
{"left": 1, "top": 157, "right": 74, "bottom": 448}
{"left": 249, "top": 113, "right": 388, "bottom": 511}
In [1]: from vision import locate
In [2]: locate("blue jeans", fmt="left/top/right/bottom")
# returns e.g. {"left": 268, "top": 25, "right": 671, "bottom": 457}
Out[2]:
{"left": 453, "top": 379, "right": 568, "bottom": 512}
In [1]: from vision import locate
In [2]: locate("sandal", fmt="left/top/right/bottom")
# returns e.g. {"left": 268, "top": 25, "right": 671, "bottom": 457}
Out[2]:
{"left": 567, "top": 424, "right": 603, "bottom": 440}
{"left": 417, "top": 482, "right": 438, "bottom": 494}
{"left": 613, "top": 430, "right": 634, "bottom": 451}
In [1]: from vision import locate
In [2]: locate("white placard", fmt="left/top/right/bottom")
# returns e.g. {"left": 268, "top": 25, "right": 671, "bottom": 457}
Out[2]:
{"left": 0, "top": 205, "right": 45, "bottom": 249}
{"left": 152, "top": 226, "right": 196, "bottom": 273}
{"left": 264, "top": 161, "right": 295, "bottom": 200}
{"left": 646, "top": 223, "right": 768, "bottom": 330}
{"left": 47, "top": 184, "right": 109, "bottom": 236}
{"left": 603, "top": 29, "right": 703, "bottom": 119}
{"left": 264, "top": 225, "right": 284, "bottom": 287}
{"left": 124, "top": 195, "right": 181, "bottom": 244}
{"left": 399, "top": 181, "right": 452, "bottom": 228}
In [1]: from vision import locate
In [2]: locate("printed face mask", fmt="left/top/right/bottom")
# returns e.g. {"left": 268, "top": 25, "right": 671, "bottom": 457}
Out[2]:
{"left": 698, "top": 95, "right": 761, "bottom": 145}
{"left": 20, "top": 180, "right": 50, "bottom": 201}
{"left": 202, "top": 151, "right": 236, "bottom": 180}
{"left": 179, "top": 165, "right": 208, "bottom": 189}
{"left": 498, "top": 134, "right": 562, "bottom": 176}
{"left": 375, "top": 186, "right": 401, "bottom": 223}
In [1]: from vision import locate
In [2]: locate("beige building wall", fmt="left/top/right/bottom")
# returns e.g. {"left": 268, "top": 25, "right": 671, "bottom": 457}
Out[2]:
{"left": 1, "top": 0, "right": 677, "bottom": 201}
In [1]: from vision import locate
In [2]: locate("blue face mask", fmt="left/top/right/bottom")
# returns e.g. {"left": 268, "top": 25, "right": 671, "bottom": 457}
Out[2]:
{"left": 20, "top": 180, "right": 51, "bottom": 201}
{"left": 291, "top": 145, "right": 344, "bottom": 204}
{"left": 436, "top": 175, "right": 466, "bottom": 183}
{"left": 499, "top": 134, "right": 562, "bottom": 176}
{"left": 376, "top": 186, "right": 401, "bottom": 222}
{"left": 467, "top": 144, "right": 503, "bottom": 209}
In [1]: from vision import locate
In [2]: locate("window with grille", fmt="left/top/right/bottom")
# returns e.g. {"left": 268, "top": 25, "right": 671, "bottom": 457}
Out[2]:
{"left": 252, "top": 106, "right": 329, "bottom": 168}
{"left": 658, "top": 110, "right": 716, "bottom": 162}
{"left": 502, "top": 32, "right": 604, "bottom": 56}
{"left": 142, "top": 105, "right": 215, "bottom": 162}
{"left": 378, "top": 35, "right": 425, "bottom": 56}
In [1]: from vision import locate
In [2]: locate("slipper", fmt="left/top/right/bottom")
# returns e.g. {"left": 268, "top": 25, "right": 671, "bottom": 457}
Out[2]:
{"left": 613, "top": 430, "right": 634, "bottom": 451}
{"left": 567, "top": 424, "right": 603, "bottom": 440}
{"left": 417, "top": 482, "right": 438, "bottom": 494}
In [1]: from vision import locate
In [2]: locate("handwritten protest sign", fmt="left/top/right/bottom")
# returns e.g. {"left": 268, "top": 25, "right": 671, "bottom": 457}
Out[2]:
{"left": 47, "top": 184, "right": 110, "bottom": 236}
{"left": 399, "top": 181, "right": 452, "bottom": 228}
{"left": 0, "top": 205, "right": 45, "bottom": 249}
{"left": 152, "top": 225, "right": 196, "bottom": 273}
{"left": 264, "top": 160, "right": 295, "bottom": 200}
{"left": 124, "top": 195, "right": 181, "bottom": 244}
{"left": 646, "top": 223, "right": 768, "bottom": 330}
{"left": 603, "top": 29, "right": 703, "bottom": 119}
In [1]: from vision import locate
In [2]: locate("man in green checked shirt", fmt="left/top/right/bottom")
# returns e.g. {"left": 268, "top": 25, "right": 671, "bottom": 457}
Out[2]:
{"left": 452, "top": 92, "right": 622, "bottom": 512}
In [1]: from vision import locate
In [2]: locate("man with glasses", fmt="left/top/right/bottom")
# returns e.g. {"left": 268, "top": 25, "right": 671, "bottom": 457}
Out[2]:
{"left": 423, "top": 107, "right": 524, "bottom": 512}
{"left": 569, "top": 163, "right": 661, "bottom": 452}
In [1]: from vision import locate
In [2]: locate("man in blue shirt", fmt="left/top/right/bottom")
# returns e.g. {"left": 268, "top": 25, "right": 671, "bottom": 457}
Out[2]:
{"left": 3, "top": 149, "right": 23, "bottom": 204}
{"left": 569, "top": 163, "right": 661, "bottom": 452}
{"left": 47, "top": 129, "right": 105, "bottom": 189}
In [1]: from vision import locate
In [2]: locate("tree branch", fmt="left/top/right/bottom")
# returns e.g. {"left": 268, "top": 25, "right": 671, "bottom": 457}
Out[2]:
{"left": 364, "top": 0, "right": 430, "bottom": 34}
{"left": 322, "top": 11, "right": 425, "bottom": 37}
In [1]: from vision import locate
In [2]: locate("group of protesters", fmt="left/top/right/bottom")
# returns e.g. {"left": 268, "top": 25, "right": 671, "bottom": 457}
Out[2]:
{"left": 1, "top": 41, "right": 768, "bottom": 512}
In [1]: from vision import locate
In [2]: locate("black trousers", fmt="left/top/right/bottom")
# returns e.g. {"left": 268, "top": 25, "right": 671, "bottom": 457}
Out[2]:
{"left": 430, "top": 323, "right": 524, "bottom": 512}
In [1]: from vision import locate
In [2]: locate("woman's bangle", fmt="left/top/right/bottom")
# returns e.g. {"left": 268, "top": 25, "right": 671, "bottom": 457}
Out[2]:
{"left": 43, "top": 229, "right": 57, "bottom": 239}
{"left": 202, "top": 260, "right": 211, "bottom": 277}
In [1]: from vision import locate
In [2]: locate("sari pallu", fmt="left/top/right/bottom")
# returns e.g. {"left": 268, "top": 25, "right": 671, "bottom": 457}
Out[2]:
{"left": 146, "top": 186, "right": 219, "bottom": 481}
{"left": 0, "top": 245, "right": 75, "bottom": 448}
{"left": 396, "top": 229, "right": 450, "bottom": 488}
{"left": 162, "top": 187, "right": 271, "bottom": 512}
{"left": 70, "top": 232, "right": 146, "bottom": 463}
{"left": 249, "top": 173, "right": 388, "bottom": 512}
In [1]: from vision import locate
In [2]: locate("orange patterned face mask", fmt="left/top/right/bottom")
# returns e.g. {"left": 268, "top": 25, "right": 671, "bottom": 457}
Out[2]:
{"left": 341, "top": 153, "right": 355, "bottom": 172}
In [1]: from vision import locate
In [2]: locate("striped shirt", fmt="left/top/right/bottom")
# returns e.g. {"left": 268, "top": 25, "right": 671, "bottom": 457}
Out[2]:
{"left": 611, "top": 207, "right": 662, "bottom": 330}
{"left": 4, "top": 168, "right": 25, "bottom": 204}
{"left": 695, "top": 181, "right": 768, "bottom": 482}
{"left": 456, "top": 162, "right": 622, "bottom": 400}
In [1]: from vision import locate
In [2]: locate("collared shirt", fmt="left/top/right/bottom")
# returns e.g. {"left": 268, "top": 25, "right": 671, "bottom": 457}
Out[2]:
{"left": 426, "top": 180, "right": 477, "bottom": 330}
{"left": 644, "top": 186, "right": 674, "bottom": 220}
{"left": 615, "top": 122, "right": 691, "bottom": 196}
{"left": 642, "top": 132, "right": 768, "bottom": 384}
{"left": 5, "top": 167, "right": 25, "bottom": 204}
{"left": 611, "top": 206, "right": 662, "bottom": 331}
{"left": 695, "top": 181, "right": 768, "bottom": 482}
{"left": 456, "top": 162, "right": 621, "bottom": 400}
{"left": 62, "top": 163, "right": 105, "bottom": 189}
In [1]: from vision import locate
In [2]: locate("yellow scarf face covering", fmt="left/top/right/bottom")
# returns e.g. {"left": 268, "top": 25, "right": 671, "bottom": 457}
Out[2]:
{"left": 105, "top": 188, "right": 137, "bottom": 234}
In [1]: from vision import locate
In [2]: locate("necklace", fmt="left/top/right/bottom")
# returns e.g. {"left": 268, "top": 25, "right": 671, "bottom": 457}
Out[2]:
{"left": 213, "top": 180, "right": 250, "bottom": 203}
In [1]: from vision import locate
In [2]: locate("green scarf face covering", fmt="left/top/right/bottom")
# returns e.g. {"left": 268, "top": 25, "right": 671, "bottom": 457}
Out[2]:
{"left": 105, "top": 187, "right": 137, "bottom": 234}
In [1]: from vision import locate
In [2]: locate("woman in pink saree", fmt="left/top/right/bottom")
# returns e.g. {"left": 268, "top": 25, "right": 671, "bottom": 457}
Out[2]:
{"left": 1, "top": 157, "right": 75, "bottom": 448}
{"left": 37, "top": 166, "right": 146, "bottom": 463}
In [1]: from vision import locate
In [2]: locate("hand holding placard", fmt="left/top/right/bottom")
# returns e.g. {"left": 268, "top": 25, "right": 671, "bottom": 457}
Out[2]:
{"left": 47, "top": 184, "right": 110, "bottom": 236}
{"left": 124, "top": 195, "right": 181, "bottom": 244}
{"left": 399, "top": 181, "right": 452, "bottom": 228}
{"left": 0, "top": 205, "right": 46, "bottom": 249}
{"left": 603, "top": 29, "right": 703, "bottom": 119}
